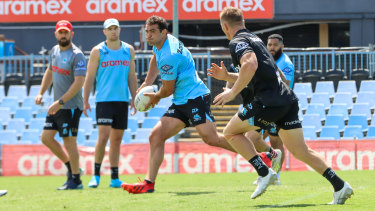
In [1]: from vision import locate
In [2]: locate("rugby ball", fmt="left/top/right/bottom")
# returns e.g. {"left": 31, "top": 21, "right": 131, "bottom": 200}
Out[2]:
{"left": 134, "top": 86, "right": 155, "bottom": 112}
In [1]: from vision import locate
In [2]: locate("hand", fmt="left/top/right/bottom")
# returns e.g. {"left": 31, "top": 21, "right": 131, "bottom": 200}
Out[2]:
{"left": 207, "top": 61, "right": 228, "bottom": 81}
{"left": 83, "top": 100, "right": 91, "bottom": 117}
{"left": 130, "top": 99, "right": 137, "bottom": 115}
{"left": 144, "top": 92, "right": 161, "bottom": 110}
{"left": 213, "top": 87, "right": 236, "bottom": 107}
{"left": 136, "top": 82, "right": 148, "bottom": 94}
{"left": 48, "top": 100, "right": 63, "bottom": 115}
{"left": 35, "top": 94, "right": 43, "bottom": 105}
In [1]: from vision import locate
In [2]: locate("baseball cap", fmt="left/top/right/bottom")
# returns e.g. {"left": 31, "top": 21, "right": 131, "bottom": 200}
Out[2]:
{"left": 55, "top": 20, "right": 73, "bottom": 32}
{"left": 103, "top": 18, "right": 120, "bottom": 29}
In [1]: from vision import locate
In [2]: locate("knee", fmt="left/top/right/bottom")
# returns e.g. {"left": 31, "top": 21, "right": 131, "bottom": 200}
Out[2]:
{"left": 41, "top": 134, "right": 52, "bottom": 145}
{"left": 223, "top": 127, "right": 235, "bottom": 142}
{"left": 149, "top": 130, "right": 165, "bottom": 146}
{"left": 201, "top": 134, "right": 217, "bottom": 146}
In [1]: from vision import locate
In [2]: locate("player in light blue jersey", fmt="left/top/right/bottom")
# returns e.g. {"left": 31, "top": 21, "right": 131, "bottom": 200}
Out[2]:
{"left": 83, "top": 18, "right": 138, "bottom": 188}
{"left": 122, "top": 15, "right": 237, "bottom": 194}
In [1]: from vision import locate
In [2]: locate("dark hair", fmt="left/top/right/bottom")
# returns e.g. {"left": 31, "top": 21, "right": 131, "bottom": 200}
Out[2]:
{"left": 146, "top": 15, "right": 168, "bottom": 31}
{"left": 268, "top": 34, "right": 284, "bottom": 43}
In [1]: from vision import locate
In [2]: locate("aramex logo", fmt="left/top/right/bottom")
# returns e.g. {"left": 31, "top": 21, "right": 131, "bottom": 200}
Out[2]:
{"left": 182, "top": 0, "right": 265, "bottom": 12}
{"left": 86, "top": 0, "right": 168, "bottom": 14}
{"left": 0, "top": 0, "right": 72, "bottom": 15}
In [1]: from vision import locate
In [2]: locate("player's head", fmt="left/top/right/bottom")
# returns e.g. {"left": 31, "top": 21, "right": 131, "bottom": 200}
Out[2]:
{"left": 55, "top": 20, "right": 74, "bottom": 47}
{"left": 145, "top": 15, "right": 168, "bottom": 46}
{"left": 103, "top": 18, "right": 121, "bottom": 41}
{"left": 220, "top": 7, "right": 244, "bottom": 40}
{"left": 267, "top": 34, "right": 284, "bottom": 60}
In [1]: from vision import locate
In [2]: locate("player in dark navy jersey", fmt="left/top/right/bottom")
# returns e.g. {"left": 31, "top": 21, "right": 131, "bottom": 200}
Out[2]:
{"left": 209, "top": 7, "right": 353, "bottom": 204}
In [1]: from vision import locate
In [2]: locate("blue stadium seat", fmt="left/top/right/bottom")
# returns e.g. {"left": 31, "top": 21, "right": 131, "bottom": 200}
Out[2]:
{"left": 302, "top": 126, "right": 317, "bottom": 140}
{"left": 35, "top": 108, "right": 48, "bottom": 119}
{"left": 310, "top": 92, "right": 331, "bottom": 110}
{"left": 134, "top": 128, "right": 152, "bottom": 143}
{"left": 87, "top": 106, "right": 96, "bottom": 122}
{"left": 122, "top": 129, "right": 132, "bottom": 144}
{"left": 348, "top": 114, "right": 368, "bottom": 131}
{"left": 79, "top": 117, "right": 94, "bottom": 135}
{"left": 356, "top": 91, "right": 375, "bottom": 109}
{"left": 328, "top": 103, "right": 349, "bottom": 121}
{"left": 333, "top": 92, "right": 353, "bottom": 110}
{"left": 7, "top": 118, "right": 26, "bottom": 135}
{"left": 302, "top": 114, "right": 322, "bottom": 132}
{"left": 127, "top": 117, "right": 138, "bottom": 132}
{"left": 0, "top": 107, "right": 12, "bottom": 123}
{"left": 147, "top": 106, "right": 167, "bottom": 118}
{"left": 342, "top": 125, "right": 364, "bottom": 139}
{"left": 359, "top": 80, "right": 375, "bottom": 93}
{"left": 21, "top": 129, "right": 40, "bottom": 143}
{"left": 14, "top": 107, "right": 34, "bottom": 123}
{"left": 1, "top": 96, "right": 20, "bottom": 112}
{"left": 319, "top": 126, "right": 340, "bottom": 140}
{"left": 351, "top": 103, "right": 371, "bottom": 120}
{"left": 22, "top": 97, "right": 40, "bottom": 110}
{"left": 0, "top": 130, "right": 18, "bottom": 144}
{"left": 315, "top": 81, "right": 335, "bottom": 98}
{"left": 142, "top": 117, "right": 160, "bottom": 128}
{"left": 76, "top": 129, "right": 86, "bottom": 145}
{"left": 158, "top": 96, "right": 173, "bottom": 107}
{"left": 294, "top": 82, "right": 313, "bottom": 99}
{"left": 366, "top": 126, "right": 375, "bottom": 139}
{"left": 325, "top": 114, "right": 345, "bottom": 132}
{"left": 88, "top": 96, "right": 96, "bottom": 107}
{"left": 8, "top": 85, "right": 27, "bottom": 99}
{"left": 0, "top": 85, "right": 5, "bottom": 99}
{"left": 372, "top": 115, "right": 375, "bottom": 126}
{"left": 29, "top": 85, "right": 42, "bottom": 97}
{"left": 337, "top": 80, "right": 357, "bottom": 98}
{"left": 29, "top": 118, "right": 45, "bottom": 131}
{"left": 298, "top": 108, "right": 303, "bottom": 121}
{"left": 305, "top": 103, "right": 326, "bottom": 121}
{"left": 89, "top": 129, "right": 98, "bottom": 141}
{"left": 131, "top": 108, "right": 145, "bottom": 123}
{"left": 295, "top": 92, "right": 308, "bottom": 111}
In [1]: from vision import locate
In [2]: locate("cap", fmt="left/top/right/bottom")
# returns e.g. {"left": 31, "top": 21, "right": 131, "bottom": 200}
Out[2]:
{"left": 103, "top": 18, "right": 120, "bottom": 29}
{"left": 55, "top": 20, "right": 73, "bottom": 32}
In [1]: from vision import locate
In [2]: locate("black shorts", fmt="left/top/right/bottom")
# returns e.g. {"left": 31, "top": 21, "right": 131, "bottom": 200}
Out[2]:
{"left": 164, "top": 94, "right": 215, "bottom": 127}
{"left": 256, "top": 126, "right": 279, "bottom": 136}
{"left": 239, "top": 100, "right": 301, "bottom": 132}
{"left": 96, "top": 102, "right": 129, "bottom": 129}
{"left": 44, "top": 108, "right": 82, "bottom": 137}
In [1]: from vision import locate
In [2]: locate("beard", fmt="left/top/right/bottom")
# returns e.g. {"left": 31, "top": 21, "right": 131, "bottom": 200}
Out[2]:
{"left": 273, "top": 49, "right": 283, "bottom": 61}
{"left": 58, "top": 38, "right": 71, "bottom": 47}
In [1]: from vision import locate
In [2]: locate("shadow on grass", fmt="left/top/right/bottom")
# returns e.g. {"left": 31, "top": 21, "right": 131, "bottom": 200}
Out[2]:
{"left": 255, "top": 204, "right": 316, "bottom": 209}
{"left": 169, "top": 191, "right": 215, "bottom": 196}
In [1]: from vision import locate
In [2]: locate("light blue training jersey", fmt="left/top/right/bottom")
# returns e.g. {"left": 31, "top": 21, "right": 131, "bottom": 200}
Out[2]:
{"left": 276, "top": 53, "right": 295, "bottom": 89}
{"left": 95, "top": 41, "right": 131, "bottom": 102}
{"left": 153, "top": 34, "right": 209, "bottom": 105}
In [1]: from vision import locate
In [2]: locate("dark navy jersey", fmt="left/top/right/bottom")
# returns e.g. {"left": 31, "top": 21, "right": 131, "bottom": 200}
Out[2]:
{"left": 228, "top": 64, "right": 254, "bottom": 105}
{"left": 228, "top": 29, "right": 297, "bottom": 107}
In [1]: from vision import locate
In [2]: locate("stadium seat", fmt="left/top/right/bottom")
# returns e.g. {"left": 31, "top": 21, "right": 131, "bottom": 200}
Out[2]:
{"left": 87, "top": 106, "right": 96, "bottom": 122}
{"left": 355, "top": 91, "right": 375, "bottom": 109}
{"left": 158, "top": 96, "right": 173, "bottom": 107}
{"left": 122, "top": 129, "right": 132, "bottom": 144}
{"left": 35, "top": 108, "right": 48, "bottom": 119}
{"left": 147, "top": 106, "right": 168, "bottom": 118}
{"left": 88, "top": 96, "right": 96, "bottom": 107}
{"left": 359, "top": 80, "right": 375, "bottom": 93}
{"left": 8, "top": 85, "right": 27, "bottom": 99}
{"left": 333, "top": 92, "right": 353, "bottom": 110}
{"left": 367, "top": 126, "right": 375, "bottom": 139}
{"left": 0, "top": 107, "right": 12, "bottom": 123}
{"left": 302, "top": 114, "right": 322, "bottom": 132}
{"left": 29, "top": 118, "right": 45, "bottom": 131}
{"left": 131, "top": 109, "right": 145, "bottom": 123}
{"left": 372, "top": 115, "right": 375, "bottom": 126}
{"left": 0, "top": 85, "right": 5, "bottom": 99}
{"left": 302, "top": 126, "right": 317, "bottom": 140}
{"left": 0, "top": 130, "right": 18, "bottom": 144}
{"left": 89, "top": 129, "right": 98, "bottom": 141}
{"left": 7, "top": 118, "right": 26, "bottom": 135}
{"left": 351, "top": 103, "right": 371, "bottom": 120}
{"left": 1, "top": 96, "right": 20, "bottom": 112}
{"left": 298, "top": 108, "right": 303, "bottom": 121}
{"left": 315, "top": 81, "right": 335, "bottom": 98}
{"left": 325, "top": 114, "right": 345, "bottom": 132}
{"left": 28, "top": 85, "right": 41, "bottom": 97}
{"left": 134, "top": 128, "right": 152, "bottom": 143}
{"left": 22, "top": 97, "right": 40, "bottom": 110}
{"left": 76, "top": 129, "right": 86, "bottom": 145}
{"left": 337, "top": 80, "right": 357, "bottom": 98}
{"left": 127, "top": 117, "right": 138, "bottom": 132}
{"left": 319, "top": 126, "right": 340, "bottom": 140}
{"left": 342, "top": 125, "right": 364, "bottom": 139}
{"left": 14, "top": 107, "right": 34, "bottom": 123}
{"left": 142, "top": 117, "right": 160, "bottom": 128}
{"left": 347, "top": 114, "right": 368, "bottom": 131}
{"left": 294, "top": 82, "right": 313, "bottom": 99}
{"left": 310, "top": 92, "right": 331, "bottom": 110}
{"left": 21, "top": 129, "right": 40, "bottom": 144}
{"left": 328, "top": 103, "right": 349, "bottom": 121}
{"left": 79, "top": 117, "right": 94, "bottom": 135}
{"left": 305, "top": 103, "right": 326, "bottom": 121}
{"left": 295, "top": 92, "right": 308, "bottom": 111}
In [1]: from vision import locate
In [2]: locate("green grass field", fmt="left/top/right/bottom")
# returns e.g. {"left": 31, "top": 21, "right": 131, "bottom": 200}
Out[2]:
{"left": 0, "top": 170, "right": 374, "bottom": 210}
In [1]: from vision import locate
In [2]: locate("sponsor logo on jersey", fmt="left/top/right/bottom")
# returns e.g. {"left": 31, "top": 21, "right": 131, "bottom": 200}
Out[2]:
{"left": 284, "top": 119, "right": 301, "bottom": 126}
{"left": 193, "top": 114, "right": 201, "bottom": 122}
{"left": 166, "top": 109, "right": 175, "bottom": 114}
{"left": 97, "top": 118, "right": 113, "bottom": 124}
{"left": 51, "top": 65, "right": 70, "bottom": 75}
{"left": 101, "top": 60, "right": 130, "bottom": 68}
{"left": 282, "top": 67, "right": 292, "bottom": 74}
{"left": 192, "top": 108, "right": 199, "bottom": 113}
{"left": 160, "top": 64, "right": 174, "bottom": 75}
{"left": 235, "top": 42, "right": 249, "bottom": 53}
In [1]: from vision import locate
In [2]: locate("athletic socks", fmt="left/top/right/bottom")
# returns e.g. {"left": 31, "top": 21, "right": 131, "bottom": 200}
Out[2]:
{"left": 249, "top": 155, "right": 269, "bottom": 177}
{"left": 72, "top": 174, "right": 82, "bottom": 185}
{"left": 94, "top": 163, "right": 101, "bottom": 176}
{"left": 268, "top": 147, "right": 278, "bottom": 159}
{"left": 111, "top": 167, "right": 119, "bottom": 179}
{"left": 65, "top": 162, "right": 72, "bottom": 173}
{"left": 145, "top": 179, "right": 153, "bottom": 184}
{"left": 323, "top": 168, "right": 345, "bottom": 192}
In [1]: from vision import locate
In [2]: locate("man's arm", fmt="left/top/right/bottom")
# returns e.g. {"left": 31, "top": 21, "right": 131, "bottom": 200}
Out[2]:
{"left": 207, "top": 61, "right": 239, "bottom": 83}
{"left": 35, "top": 67, "right": 53, "bottom": 105}
{"left": 277, "top": 68, "right": 289, "bottom": 85}
{"left": 138, "top": 54, "right": 159, "bottom": 91}
{"left": 128, "top": 46, "right": 138, "bottom": 114}
{"left": 82, "top": 47, "right": 100, "bottom": 116}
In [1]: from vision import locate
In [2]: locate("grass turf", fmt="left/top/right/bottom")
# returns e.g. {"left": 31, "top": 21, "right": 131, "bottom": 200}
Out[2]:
{"left": 0, "top": 170, "right": 373, "bottom": 210}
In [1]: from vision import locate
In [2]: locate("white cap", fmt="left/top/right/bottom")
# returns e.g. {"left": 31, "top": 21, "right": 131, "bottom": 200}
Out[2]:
{"left": 103, "top": 18, "right": 120, "bottom": 29}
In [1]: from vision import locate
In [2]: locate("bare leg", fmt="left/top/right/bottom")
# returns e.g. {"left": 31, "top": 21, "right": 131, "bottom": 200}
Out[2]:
{"left": 109, "top": 129, "right": 124, "bottom": 167}
{"left": 246, "top": 130, "right": 270, "bottom": 153}
{"left": 41, "top": 130, "right": 69, "bottom": 163}
{"left": 95, "top": 125, "right": 111, "bottom": 164}
{"left": 63, "top": 136, "right": 80, "bottom": 174}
